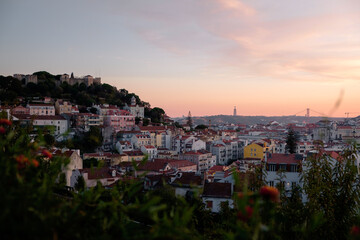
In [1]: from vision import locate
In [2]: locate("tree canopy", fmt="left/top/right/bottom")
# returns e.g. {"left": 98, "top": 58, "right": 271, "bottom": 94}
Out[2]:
{"left": 285, "top": 128, "right": 298, "bottom": 154}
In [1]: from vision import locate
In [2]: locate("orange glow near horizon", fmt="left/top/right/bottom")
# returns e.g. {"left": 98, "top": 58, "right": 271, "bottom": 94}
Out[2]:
{"left": 107, "top": 75, "right": 360, "bottom": 118}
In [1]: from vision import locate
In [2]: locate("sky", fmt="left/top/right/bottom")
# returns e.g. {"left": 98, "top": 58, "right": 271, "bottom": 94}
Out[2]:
{"left": 0, "top": 0, "right": 359, "bottom": 118}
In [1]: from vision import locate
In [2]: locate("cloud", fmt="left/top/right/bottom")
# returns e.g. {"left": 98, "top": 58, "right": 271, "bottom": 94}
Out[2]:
{"left": 215, "top": 0, "right": 256, "bottom": 16}
{"left": 101, "top": 0, "right": 360, "bottom": 83}
{"left": 200, "top": 8, "right": 360, "bottom": 82}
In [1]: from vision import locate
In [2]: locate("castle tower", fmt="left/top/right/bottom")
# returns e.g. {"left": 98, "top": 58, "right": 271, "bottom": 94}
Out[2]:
{"left": 233, "top": 106, "right": 237, "bottom": 116}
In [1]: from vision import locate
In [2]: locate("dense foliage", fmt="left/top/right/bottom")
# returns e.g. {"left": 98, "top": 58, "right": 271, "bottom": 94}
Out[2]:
{"left": 55, "top": 126, "right": 103, "bottom": 153}
{"left": 2, "top": 119, "right": 360, "bottom": 239}
{"left": 285, "top": 128, "right": 298, "bottom": 154}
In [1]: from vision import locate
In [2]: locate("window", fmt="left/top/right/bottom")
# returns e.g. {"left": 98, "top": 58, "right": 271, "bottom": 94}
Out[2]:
{"left": 268, "top": 164, "right": 276, "bottom": 171}
{"left": 291, "top": 182, "right": 297, "bottom": 189}
{"left": 279, "top": 164, "right": 287, "bottom": 171}
{"left": 278, "top": 181, "right": 285, "bottom": 189}
{"left": 269, "top": 181, "right": 274, "bottom": 187}
{"left": 206, "top": 201, "right": 213, "bottom": 209}
{"left": 290, "top": 165, "right": 298, "bottom": 172}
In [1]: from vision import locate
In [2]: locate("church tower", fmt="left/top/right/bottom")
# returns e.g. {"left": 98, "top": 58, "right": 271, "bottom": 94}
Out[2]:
{"left": 131, "top": 96, "right": 136, "bottom": 106}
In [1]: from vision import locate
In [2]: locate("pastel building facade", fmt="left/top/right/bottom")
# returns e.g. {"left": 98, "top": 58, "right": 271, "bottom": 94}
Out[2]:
{"left": 103, "top": 110, "right": 135, "bottom": 132}
{"left": 27, "top": 104, "right": 55, "bottom": 116}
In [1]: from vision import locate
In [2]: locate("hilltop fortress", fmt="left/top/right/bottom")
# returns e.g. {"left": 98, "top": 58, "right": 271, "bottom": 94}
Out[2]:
{"left": 14, "top": 72, "right": 101, "bottom": 87}
{"left": 60, "top": 73, "right": 101, "bottom": 86}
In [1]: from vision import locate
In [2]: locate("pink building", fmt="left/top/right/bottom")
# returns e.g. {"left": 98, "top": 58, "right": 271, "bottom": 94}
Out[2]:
{"left": 11, "top": 105, "right": 29, "bottom": 115}
{"left": 103, "top": 110, "right": 135, "bottom": 132}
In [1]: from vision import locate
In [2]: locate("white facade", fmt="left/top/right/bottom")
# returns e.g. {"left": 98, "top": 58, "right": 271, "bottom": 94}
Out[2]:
{"left": 265, "top": 154, "right": 303, "bottom": 194}
{"left": 202, "top": 197, "right": 234, "bottom": 213}
{"left": 141, "top": 145, "right": 158, "bottom": 160}
{"left": 192, "top": 139, "right": 206, "bottom": 151}
{"left": 123, "top": 96, "right": 144, "bottom": 118}
{"left": 57, "top": 150, "right": 83, "bottom": 187}
{"left": 180, "top": 150, "right": 216, "bottom": 172}
{"left": 33, "top": 116, "right": 68, "bottom": 135}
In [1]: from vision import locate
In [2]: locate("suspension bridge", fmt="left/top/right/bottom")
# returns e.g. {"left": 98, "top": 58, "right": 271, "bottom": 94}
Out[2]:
{"left": 293, "top": 109, "right": 360, "bottom": 119}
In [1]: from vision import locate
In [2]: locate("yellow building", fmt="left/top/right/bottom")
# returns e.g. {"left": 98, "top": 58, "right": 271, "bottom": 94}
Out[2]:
{"left": 243, "top": 142, "right": 267, "bottom": 160}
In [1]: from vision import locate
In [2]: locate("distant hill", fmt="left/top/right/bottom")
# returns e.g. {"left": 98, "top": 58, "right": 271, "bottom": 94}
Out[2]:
{"left": 0, "top": 71, "right": 148, "bottom": 108}
{"left": 175, "top": 115, "right": 344, "bottom": 126}
{"left": 0, "top": 71, "right": 167, "bottom": 124}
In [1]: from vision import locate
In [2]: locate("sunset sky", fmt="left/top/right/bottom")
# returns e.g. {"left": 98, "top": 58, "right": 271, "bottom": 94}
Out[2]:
{"left": 0, "top": 0, "right": 359, "bottom": 118}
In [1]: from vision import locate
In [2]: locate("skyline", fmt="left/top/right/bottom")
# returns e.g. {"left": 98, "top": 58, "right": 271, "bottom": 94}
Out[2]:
{"left": 0, "top": 0, "right": 359, "bottom": 118}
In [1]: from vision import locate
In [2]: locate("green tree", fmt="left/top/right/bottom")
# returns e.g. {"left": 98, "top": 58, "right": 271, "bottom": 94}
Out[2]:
{"left": 135, "top": 117, "right": 141, "bottom": 125}
{"left": 44, "top": 134, "right": 55, "bottom": 147}
{"left": 143, "top": 118, "right": 150, "bottom": 126}
{"left": 83, "top": 157, "right": 99, "bottom": 168}
{"left": 302, "top": 146, "right": 360, "bottom": 239}
{"left": 286, "top": 128, "right": 297, "bottom": 154}
{"left": 145, "top": 107, "right": 165, "bottom": 123}
{"left": 74, "top": 175, "right": 85, "bottom": 191}
{"left": 195, "top": 124, "right": 208, "bottom": 130}
{"left": 82, "top": 126, "right": 103, "bottom": 152}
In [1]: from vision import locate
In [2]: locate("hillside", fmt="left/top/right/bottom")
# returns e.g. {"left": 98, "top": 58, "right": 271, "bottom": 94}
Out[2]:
{"left": 0, "top": 71, "right": 147, "bottom": 107}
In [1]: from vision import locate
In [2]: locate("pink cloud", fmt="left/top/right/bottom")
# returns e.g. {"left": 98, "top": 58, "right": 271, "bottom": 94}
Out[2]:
{"left": 103, "top": 0, "right": 360, "bottom": 84}
{"left": 215, "top": 0, "right": 256, "bottom": 16}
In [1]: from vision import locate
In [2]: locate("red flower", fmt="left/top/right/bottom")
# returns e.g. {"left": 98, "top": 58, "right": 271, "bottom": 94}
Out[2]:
{"left": 237, "top": 205, "right": 253, "bottom": 222}
{"left": 260, "top": 186, "right": 280, "bottom": 203}
{"left": 0, "top": 126, "right": 5, "bottom": 134}
{"left": 351, "top": 226, "right": 360, "bottom": 236}
{"left": 31, "top": 159, "right": 39, "bottom": 167}
{"left": 237, "top": 192, "right": 255, "bottom": 206}
{"left": 15, "top": 155, "right": 29, "bottom": 169}
{"left": 15, "top": 155, "right": 29, "bottom": 164}
{"left": 0, "top": 119, "right": 12, "bottom": 126}
{"left": 42, "top": 150, "right": 52, "bottom": 159}
{"left": 237, "top": 192, "right": 244, "bottom": 199}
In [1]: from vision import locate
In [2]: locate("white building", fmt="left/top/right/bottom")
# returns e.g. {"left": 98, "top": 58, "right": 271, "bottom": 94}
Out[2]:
{"left": 71, "top": 167, "right": 121, "bottom": 188}
{"left": 172, "top": 135, "right": 205, "bottom": 154}
{"left": 141, "top": 145, "right": 158, "bottom": 160}
{"left": 53, "top": 149, "right": 83, "bottom": 187}
{"left": 202, "top": 182, "right": 233, "bottom": 213}
{"left": 179, "top": 150, "right": 216, "bottom": 172}
{"left": 32, "top": 115, "right": 68, "bottom": 135}
{"left": 123, "top": 96, "right": 144, "bottom": 118}
{"left": 12, "top": 114, "right": 68, "bottom": 136}
{"left": 265, "top": 153, "right": 303, "bottom": 193}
